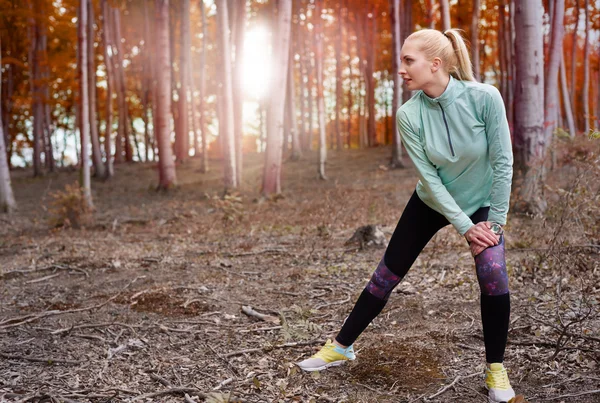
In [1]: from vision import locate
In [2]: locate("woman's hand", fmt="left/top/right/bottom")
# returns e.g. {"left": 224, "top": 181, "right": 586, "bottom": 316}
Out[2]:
{"left": 464, "top": 222, "right": 500, "bottom": 248}
{"left": 470, "top": 243, "right": 487, "bottom": 257}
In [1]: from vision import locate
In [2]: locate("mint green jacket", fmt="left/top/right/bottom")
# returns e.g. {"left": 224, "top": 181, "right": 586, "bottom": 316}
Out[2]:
{"left": 396, "top": 75, "right": 513, "bottom": 235}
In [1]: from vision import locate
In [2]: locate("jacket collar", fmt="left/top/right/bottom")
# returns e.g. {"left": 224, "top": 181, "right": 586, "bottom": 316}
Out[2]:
{"left": 420, "top": 75, "right": 459, "bottom": 109}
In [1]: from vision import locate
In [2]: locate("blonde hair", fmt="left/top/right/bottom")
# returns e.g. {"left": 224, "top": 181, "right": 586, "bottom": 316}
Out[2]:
{"left": 405, "top": 28, "right": 475, "bottom": 82}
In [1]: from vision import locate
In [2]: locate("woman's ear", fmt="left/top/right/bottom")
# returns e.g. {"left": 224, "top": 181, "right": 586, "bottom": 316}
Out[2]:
{"left": 431, "top": 57, "right": 442, "bottom": 73}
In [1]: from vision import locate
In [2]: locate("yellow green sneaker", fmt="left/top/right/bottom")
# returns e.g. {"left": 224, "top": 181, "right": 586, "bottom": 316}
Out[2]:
{"left": 296, "top": 339, "right": 356, "bottom": 372}
{"left": 485, "top": 363, "right": 516, "bottom": 403}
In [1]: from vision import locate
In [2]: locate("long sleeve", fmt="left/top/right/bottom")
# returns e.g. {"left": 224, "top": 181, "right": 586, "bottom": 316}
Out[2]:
{"left": 397, "top": 109, "right": 474, "bottom": 235}
{"left": 483, "top": 87, "right": 513, "bottom": 226}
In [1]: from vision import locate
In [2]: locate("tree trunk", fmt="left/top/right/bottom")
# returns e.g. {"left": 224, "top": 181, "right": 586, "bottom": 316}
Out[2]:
{"left": 306, "top": 37, "right": 314, "bottom": 151}
{"left": 314, "top": 0, "right": 327, "bottom": 180}
{"left": 143, "top": 0, "right": 153, "bottom": 162}
{"left": 390, "top": 0, "right": 404, "bottom": 168}
{"left": 102, "top": 0, "right": 114, "bottom": 177}
{"left": 199, "top": 0, "right": 208, "bottom": 172}
{"left": 582, "top": 0, "right": 590, "bottom": 135}
{"left": 216, "top": 0, "right": 237, "bottom": 190}
{"left": 176, "top": 0, "right": 191, "bottom": 163}
{"left": 88, "top": 0, "right": 104, "bottom": 177}
{"left": 570, "top": 0, "right": 579, "bottom": 133}
{"left": 365, "top": 10, "right": 377, "bottom": 147}
{"left": 345, "top": 5, "right": 353, "bottom": 148}
{"left": 334, "top": 2, "right": 343, "bottom": 151}
{"left": 155, "top": 0, "right": 177, "bottom": 189}
{"left": 402, "top": 0, "right": 413, "bottom": 104}
{"left": 471, "top": 0, "right": 481, "bottom": 81}
{"left": 513, "top": 0, "right": 546, "bottom": 215}
{"left": 0, "top": 35, "right": 16, "bottom": 213}
{"left": 28, "top": 0, "right": 43, "bottom": 177}
{"left": 112, "top": 6, "right": 131, "bottom": 162}
{"left": 560, "top": 52, "right": 576, "bottom": 137}
{"left": 428, "top": 0, "right": 435, "bottom": 29}
{"left": 440, "top": 0, "right": 451, "bottom": 31}
{"left": 79, "top": 0, "right": 93, "bottom": 208}
{"left": 288, "top": 46, "right": 302, "bottom": 160}
{"left": 298, "top": 34, "right": 307, "bottom": 151}
{"left": 262, "top": 0, "right": 292, "bottom": 194}
{"left": 232, "top": 0, "right": 246, "bottom": 185}
{"left": 544, "top": 0, "right": 565, "bottom": 144}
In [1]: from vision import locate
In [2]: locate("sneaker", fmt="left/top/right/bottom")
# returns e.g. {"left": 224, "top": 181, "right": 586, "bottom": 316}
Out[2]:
{"left": 296, "top": 339, "right": 356, "bottom": 372}
{"left": 485, "top": 363, "right": 516, "bottom": 403}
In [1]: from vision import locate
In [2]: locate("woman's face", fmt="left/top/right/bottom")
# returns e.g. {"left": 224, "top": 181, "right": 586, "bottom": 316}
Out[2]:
{"left": 398, "top": 40, "right": 437, "bottom": 90}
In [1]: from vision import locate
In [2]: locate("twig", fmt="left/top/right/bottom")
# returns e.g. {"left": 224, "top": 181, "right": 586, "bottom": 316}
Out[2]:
{"left": 428, "top": 372, "right": 480, "bottom": 400}
{"left": 148, "top": 373, "right": 172, "bottom": 388}
{"left": 223, "top": 339, "right": 323, "bottom": 358}
{"left": 131, "top": 387, "right": 204, "bottom": 402}
{"left": 25, "top": 272, "right": 62, "bottom": 284}
{"left": 314, "top": 296, "right": 351, "bottom": 310}
{"left": 213, "top": 377, "right": 233, "bottom": 391}
{"left": 0, "top": 276, "right": 143, "bottom": 329}
{"left": 50, "top": 322, "right": 143, "bottom": 335}
{"left": 544, "top": 389, "right": 600, "bottom": 400}
{"left": 184, "top": 393, "right": 196, "bottom": 403}
{"left": 0, "top": 352, "right": 81, "bottom": 365}
{"left": 241, "top": 306, "right": 280, "bottom": 323}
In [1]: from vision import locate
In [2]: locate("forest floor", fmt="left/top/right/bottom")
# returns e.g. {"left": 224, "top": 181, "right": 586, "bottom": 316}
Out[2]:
{"left": 0, "top": 145, "right": 598, "bottom": 403}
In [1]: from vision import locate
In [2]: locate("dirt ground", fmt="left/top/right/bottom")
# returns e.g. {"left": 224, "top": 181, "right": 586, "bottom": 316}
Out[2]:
{"left": 0, "top": 146, "right": 598, "bottom": 402}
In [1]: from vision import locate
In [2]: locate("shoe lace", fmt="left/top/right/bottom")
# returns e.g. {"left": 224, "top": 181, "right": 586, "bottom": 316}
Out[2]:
{"left": 488, "top": 367, "right": 510, "bottom": 389}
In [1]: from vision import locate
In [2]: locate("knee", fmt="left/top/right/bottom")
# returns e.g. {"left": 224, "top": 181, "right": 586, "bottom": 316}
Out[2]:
{"left": 475, "top": 236, "right": 510, "bottom": 296}
{"left": 365, "top": 258, "right": 403, "bottom": 301}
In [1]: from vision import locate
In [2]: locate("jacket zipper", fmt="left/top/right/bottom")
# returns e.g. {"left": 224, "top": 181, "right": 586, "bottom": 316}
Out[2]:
{"left": 438, "top": 104, "right": 455, "bottom": 157}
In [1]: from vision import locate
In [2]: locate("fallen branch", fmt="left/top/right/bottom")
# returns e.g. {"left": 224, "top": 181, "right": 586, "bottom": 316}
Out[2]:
{"left": 0, "top": 276, "right": 144, "bottom": 330}
{"left": 25, "top": 273, "right": 62, "bottom": 284}
{"left": 0, "top": 352, "right": 81, "bottom": 365}
{"left": 314, "top": 296, "right": 351, "bottom": 310}
{"left": 131, "top": 387, "right": 204, "bottom": 402}
{"left": 545, "top": 389, "right": 600, "bottom": 400}
{"left": 223, "top": 339, "right": 323, "bottom": 358}
{"left": 428, "top": 372, "right": 479, "bottom": 400}
{"left": 241, "top": 306, "right": 280, "bottom": 324}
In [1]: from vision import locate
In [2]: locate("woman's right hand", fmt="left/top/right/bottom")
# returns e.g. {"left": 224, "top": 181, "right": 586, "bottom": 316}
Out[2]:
{"left": 464, "top": 222, "right": 499, "bottom": 248}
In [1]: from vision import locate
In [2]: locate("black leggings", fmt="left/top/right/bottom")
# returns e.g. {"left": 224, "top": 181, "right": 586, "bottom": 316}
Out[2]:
{"left": 335, "top": 191, "right": 510, "bottom": 363}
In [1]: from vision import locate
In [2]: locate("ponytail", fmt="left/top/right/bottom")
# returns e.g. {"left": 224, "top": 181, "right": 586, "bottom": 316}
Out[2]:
{"left": 406, "top": 28, "right": 476, "bottom": 82}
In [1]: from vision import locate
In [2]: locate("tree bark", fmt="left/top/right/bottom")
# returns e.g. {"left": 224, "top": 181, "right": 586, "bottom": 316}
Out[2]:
{"left": 471, "top": 0, "right": 481, "bottom": 81}
{"left": 365, "top": 10, "right": 377, "bottom": 147}
{"left": 88, "top": 0, "right": 104, "bottom": 177}
{"left": 288, "top": 45, "right": 302, "bottom": 160}
{"left": 176, "top": 0, "right": 191, "bottom": 163}
{"left": 334, "top": 1, "right": 343, "bottom": 151}
{"left": 569, "top": 0, "right": 579, "bottom": 133}
{"left": 513, "top": 0, "right": 546, "bottom": 215}
{"left": 199, "top": 0, "right": 208, "bottom": 172}
{"left": 0, "top": 35, "right": 16, "bottom": 213}
{"left": 28, "top": 0, "right": 44, "bottom": 176}
{"left": 79, "top": 0, "right": 93, "bottom": 208}
{"left": 440, "top": 0, "right": 451, "bottom": 31}
{"left": 216, "top": 0, "right": 237, "bottom": 190}
{"left": 544, "top": 0, "right": 565, "bottom": 144}
{"left": 232, "top": 0, "right": 246, "bottom": 185}
{"left": 560, "top": 52, "right": 576, "bottom": 137}
{"left": 262, "top": 0, "right": 292, "bottom": 193}
{"left": 390, "top": 0, "right": 404, "bottom": 168}
{"left": 582, "top": 0, "right": 590, "bottom": 135}
{"left": 314, "top": 0, "right": 327, "bottom": 180}
{"left": 112, "top": 6, "right": 131, "bottom": 162}
{"left": 101, "top": 0, "right": 114, "bottom": 177}
{"left": 154, "top": 0, "right": 177, "bottom": 189}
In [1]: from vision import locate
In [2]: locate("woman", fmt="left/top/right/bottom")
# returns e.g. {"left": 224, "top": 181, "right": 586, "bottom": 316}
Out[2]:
{"left": 297, "top": 29, "right": 519, "bottom": 403}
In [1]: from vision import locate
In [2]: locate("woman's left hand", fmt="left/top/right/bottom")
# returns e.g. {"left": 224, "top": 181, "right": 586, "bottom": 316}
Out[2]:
{"left": 470, "top": 243, "right": 487, "bottom": 257}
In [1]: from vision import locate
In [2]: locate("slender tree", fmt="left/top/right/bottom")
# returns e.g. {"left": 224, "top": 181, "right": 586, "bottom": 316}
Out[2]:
{"left": 334, "top": 1, "right": 343, "bottom": 150}
{"left": 288, "top": 45, "right": 302, "bottom": 160}
{"left": 440, "top": 0, "right": 451, "bottom": 31}
{"left": 314, "top": 0, "right": 327, "bottom": 179}
{"left": 0, "top": 35, "right": 16, "bottom": 213}
{"left": 88, "top": 0, "right": 104, "bottom": 177}
{"left": 199, "top": 0, "right": 208, "bottom": 172}
{"left": 154, "top": 0, "right": 177, "bottom": 189}
{"left": 570, "top": 0, "right": 579, "bottom": 126}
{"left": 79, "top": 0, "right": 93, "bottom": 208}
{"left": 513, "top": 0, "right": 546, "bottom": 214}
{"left": 471, "top": 0, "right": 481, "bottom": 81}
{"left": 101, "top": 0, "right": 114, "bottom": 177}
{"left": 216, "top": 0, "right": 237, "bottom": 190}
{"left": 28, "top": 0, "right": 44, "bottom": 176}
{"left": 544, "top": 0, "right": 565, "bottom": 144}
{"left": 176, "top": 0, "right": 191, "bottom": 163}
{"left": 582, "top": 0, "right": 590, "bottom": 135}
{"left": 560, "top": 52, "right": 576, "bottom": 137}
{"left": 232, "top": 0, "right": 246, "bottom": 185}
{"left": 262, "top": 0, "right": 292, "bottom": 193}
{"left": 390, "top": 0, "right": 404, "bottom": 168}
